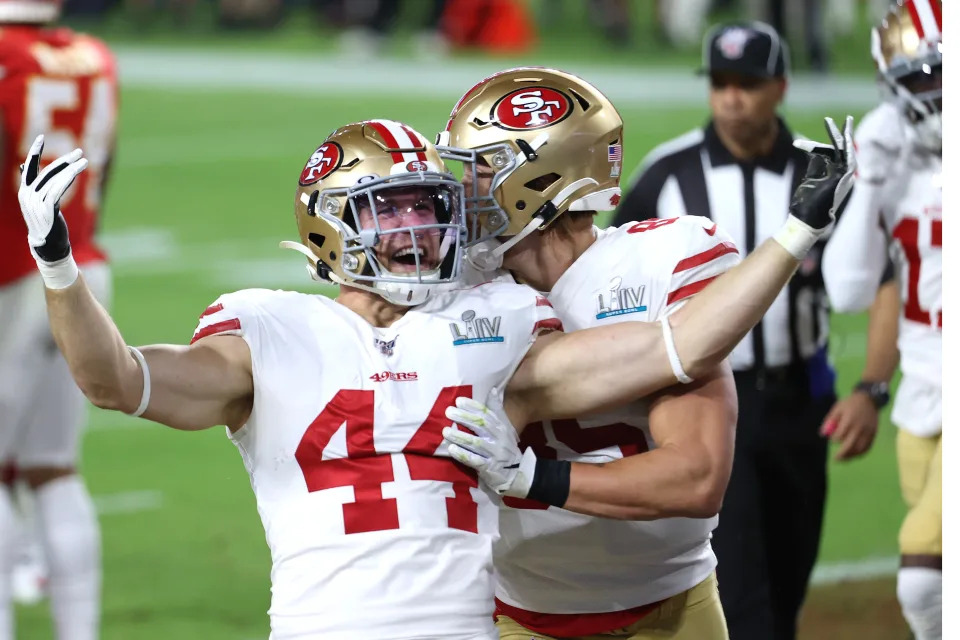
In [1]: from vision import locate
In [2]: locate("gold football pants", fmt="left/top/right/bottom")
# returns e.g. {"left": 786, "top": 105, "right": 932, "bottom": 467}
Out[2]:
{"left": 496, "top": 573, "right": 728, "bottom": 640}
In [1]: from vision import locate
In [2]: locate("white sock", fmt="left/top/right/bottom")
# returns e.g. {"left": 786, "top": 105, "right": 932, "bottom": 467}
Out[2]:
{"left": 0, "top": 487, "right": 16, "bottom": 640}
{"left": 13, "top": 481, "right": 46, "bottom": 570}
{"left": 35, "top": 476, "right": 101, "bottom": 640}
{"left": 897, "top": 566, "right": 942, "bottom": 640}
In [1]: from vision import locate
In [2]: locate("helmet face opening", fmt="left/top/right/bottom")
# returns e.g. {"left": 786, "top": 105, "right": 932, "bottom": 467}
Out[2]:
{"left": 338, "top": 176, "right": 465, "bottom": 284}
{"left": 894, "top": 62, "right": 942, "bottom": 120}
{"left": 437, "top": 142, "right": 515, "bottom": 246}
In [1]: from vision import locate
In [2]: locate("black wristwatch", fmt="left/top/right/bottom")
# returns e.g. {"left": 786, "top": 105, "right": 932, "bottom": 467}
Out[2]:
{"left": 854, "top": 380, "right": 891, "bottom": 409}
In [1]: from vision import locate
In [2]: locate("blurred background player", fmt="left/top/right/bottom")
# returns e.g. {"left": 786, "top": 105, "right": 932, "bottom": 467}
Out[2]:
{"left": 611, "top": 22, "right": 899, "bottom": 640}
{"left": 0, "top": 1, "right": 118, "bottom": 638}
{"left": 823, "top": 1, "right": 942, "bottom": 638}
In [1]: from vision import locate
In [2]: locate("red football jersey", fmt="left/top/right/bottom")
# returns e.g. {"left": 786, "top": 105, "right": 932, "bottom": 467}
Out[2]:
{"left": 0, "top": 25, "right": 117, "bottom": 285}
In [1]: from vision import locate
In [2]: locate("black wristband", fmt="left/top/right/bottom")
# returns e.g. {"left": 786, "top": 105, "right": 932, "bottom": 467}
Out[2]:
{"left": 854, "top": 380, "right": 890, "bottom": 409}
{"left": 525, "top": 458, "right": 571, "bottom": 508}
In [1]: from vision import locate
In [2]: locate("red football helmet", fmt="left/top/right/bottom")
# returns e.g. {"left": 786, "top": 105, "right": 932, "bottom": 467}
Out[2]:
{"left": 0, "top": 0, "right": 62, "bottom": 23}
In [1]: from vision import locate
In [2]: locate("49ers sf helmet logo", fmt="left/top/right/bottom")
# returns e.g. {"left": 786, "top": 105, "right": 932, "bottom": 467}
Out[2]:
{"left": 299, "top": 142, "right": 343, "bottom": 186}
{"left": 492, "top": 87, "right": 574, "bottom": 131}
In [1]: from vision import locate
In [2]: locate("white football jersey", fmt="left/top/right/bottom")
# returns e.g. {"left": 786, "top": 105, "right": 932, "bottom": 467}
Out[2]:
{"left": 192, "top": 282, "right": 559, "bottom": 640}
{"left": 823, "top": 104, "right": 942, "bottom": 435}
{"left": 494, "top": 216, "right": 742, "bottom": 616}
{"left": 873, "top": 140, "right": 942, "bottom": 435}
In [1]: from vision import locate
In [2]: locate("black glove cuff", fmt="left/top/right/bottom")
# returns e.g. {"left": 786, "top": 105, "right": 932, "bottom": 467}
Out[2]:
{"left": 526, "top": 458, "right": 571, "bottom": 508}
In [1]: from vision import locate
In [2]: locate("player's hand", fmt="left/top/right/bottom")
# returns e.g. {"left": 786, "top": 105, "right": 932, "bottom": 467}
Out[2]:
{"left": 18, "top": 134, "right": 87, "bottom": 263}
{"left": 820, "top": 392, "right": 879, "bottom": 461}
{"left": 442, "top": 397, "right": 536, "bottom": 498}
{"left": 790, "top": 116, "right": 856, "bottom": 232}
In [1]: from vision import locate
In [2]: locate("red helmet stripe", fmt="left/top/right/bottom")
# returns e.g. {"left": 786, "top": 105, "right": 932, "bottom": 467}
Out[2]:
{"left": 930, "top": 0, "right": 942, "bottom": 30}
{"left": 399, "top": 123, "right": 428, "bottom": 161}
{"left": 913, "top": 0, "right": 942, "bottom": 39}
{"left": 366, "top": 120, "right": 405, "bottom": 163}
{"left": 906, "top": 0, "right": 927, "bottom": 39}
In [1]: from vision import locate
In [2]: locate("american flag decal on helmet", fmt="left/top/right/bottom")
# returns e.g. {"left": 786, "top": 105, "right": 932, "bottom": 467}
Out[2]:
{"left": 607, "top": 144, "right": 622, "bottom": 162}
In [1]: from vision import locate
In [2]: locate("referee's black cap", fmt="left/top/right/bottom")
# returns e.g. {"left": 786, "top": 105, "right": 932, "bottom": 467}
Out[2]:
{"left": 698, "top": 22, "right": 790, "bottom": 78}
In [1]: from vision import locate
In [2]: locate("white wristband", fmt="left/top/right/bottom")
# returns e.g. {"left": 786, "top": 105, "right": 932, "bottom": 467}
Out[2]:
{"left": 660, "top": 316, "right": 693, "bottom": 384}
{"left": 774, "top": 216, "right": 821, "bottom": 260}
{"left": 35, "top": 254, "right": 79, "bottom": 290}
{"left": 127, "top": 346, "right": 151, "bottom": 418}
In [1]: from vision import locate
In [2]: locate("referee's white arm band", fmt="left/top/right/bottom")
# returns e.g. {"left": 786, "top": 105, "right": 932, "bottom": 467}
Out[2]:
{"left": 127, "top": 346, "right": 152, "bottom": 418}
{"left": 660, "top": 316, "right": 694, "bottom": 384}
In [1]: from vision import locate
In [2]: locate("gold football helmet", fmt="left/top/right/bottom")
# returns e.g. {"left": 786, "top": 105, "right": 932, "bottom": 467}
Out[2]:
{"left": 281, "top": 120, "right": 465, "bottom": 306}
{"left": 871, "top": 0, "right": 942, "bottom": 149}
{"left": 437, "top": 67, "right": 623, "bottom": 269}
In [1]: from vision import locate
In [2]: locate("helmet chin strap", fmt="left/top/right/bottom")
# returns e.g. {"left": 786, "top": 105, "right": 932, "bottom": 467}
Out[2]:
{"left": 466, "top": 177, "right": 600, "bottom": 272}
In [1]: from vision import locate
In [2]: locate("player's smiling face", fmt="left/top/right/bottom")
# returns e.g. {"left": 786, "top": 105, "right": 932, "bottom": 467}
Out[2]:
{"left": 356, "top": 186, "right": 443, "bottom": 274}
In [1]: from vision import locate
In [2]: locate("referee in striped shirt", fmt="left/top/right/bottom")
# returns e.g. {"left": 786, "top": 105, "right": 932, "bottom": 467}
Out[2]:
{"left": 612, "top": 21, "right": 898, "bottom": 640}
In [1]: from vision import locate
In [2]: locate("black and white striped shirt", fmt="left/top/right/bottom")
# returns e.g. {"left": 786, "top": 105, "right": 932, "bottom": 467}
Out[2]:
{"left": 612, "top": 118, "right": 829, "bottom": 374}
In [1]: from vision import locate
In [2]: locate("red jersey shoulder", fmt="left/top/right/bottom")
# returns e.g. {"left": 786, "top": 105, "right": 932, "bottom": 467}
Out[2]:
{"left": 0, "top": 26, "right": 116, "bottom": 80}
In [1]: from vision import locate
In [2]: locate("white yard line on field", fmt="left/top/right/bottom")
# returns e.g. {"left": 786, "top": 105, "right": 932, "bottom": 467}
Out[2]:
{"left": 93, "top": 490, "right": 164, "bottom": 516}
{"left": 810, "top": 555, "right": 899, "bottom": 585}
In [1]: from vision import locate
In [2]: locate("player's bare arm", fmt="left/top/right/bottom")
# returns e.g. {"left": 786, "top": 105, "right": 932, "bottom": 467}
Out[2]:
{"left": 505, "top": 117, "right": 855, "bottom": 427}
{"left": 563, "top": 362, "right": 736, "bottom": 520}
{"left": 19, "top": 135, "right": 254, "bottom": 432}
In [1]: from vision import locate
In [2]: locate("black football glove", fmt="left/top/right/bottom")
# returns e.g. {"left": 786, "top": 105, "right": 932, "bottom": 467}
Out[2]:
{"left": 789, "top": 116, "right": 856, "bottom": 232}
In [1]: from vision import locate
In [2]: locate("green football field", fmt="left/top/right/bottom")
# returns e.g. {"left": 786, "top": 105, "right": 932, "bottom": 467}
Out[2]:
{"left": 14, "top": 51, "right": 905, "bottom": 638}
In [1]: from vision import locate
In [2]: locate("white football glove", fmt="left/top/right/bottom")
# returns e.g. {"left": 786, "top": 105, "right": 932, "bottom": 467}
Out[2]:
{"left": 442, "top": 397, "right": 536, "bottom": 498}
{"left": 18, "top": 134, "right": 88, "bottom": 289}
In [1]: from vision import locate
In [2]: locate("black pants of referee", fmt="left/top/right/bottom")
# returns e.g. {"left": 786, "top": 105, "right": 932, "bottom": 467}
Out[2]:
{"left": 713, "top": 366, "right": 832, "bottom": 640}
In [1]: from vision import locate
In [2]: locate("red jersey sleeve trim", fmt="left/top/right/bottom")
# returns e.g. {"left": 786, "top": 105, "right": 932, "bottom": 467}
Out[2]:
{"left": 672, "top": 242, "right": 739, "bottom": 274}
{"left": 666, "top": 275, "right": 718, "bottom": 306}
{"left": 532, "top": 318, "right": 564, "bottom": 334}
{"left": 191, "top": 318, "right": 241, "bottom": 344}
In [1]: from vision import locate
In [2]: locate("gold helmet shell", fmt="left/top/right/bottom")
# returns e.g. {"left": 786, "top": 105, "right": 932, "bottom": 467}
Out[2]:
{"left": 437, "top": 67, "right": 624, "bottom": 253}
{"left": 283, "top": 120, "right": 465, "bottom": 306}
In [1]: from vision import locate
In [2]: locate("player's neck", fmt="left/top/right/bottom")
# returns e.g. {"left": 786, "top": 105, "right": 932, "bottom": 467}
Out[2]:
{"left": 715, "top": 118, "right": 779, "bottom": 161}
{"left": 504, "top": 217, "right": 597, "bottom": 293}
{"left": 336, "top": 287, "right": 409, "bottom": 328}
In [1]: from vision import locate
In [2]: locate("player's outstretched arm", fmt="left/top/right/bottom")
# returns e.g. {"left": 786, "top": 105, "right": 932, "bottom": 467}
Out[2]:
{"left": 506, "top": 117, "right": 856, "bottom": 425}
{"left": 20, "top": 136, "right": 253, "bottom": 431}
{"left": 665, "top": 115, "right": 856, "bottom": 379}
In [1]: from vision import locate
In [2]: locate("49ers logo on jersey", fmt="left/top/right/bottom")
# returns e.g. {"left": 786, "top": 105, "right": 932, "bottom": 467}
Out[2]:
{"left": 492, "top": 87, "right": 574, "bottom": 130}
{"left": 299, "top": 142, "right": 343, "bottom": 186}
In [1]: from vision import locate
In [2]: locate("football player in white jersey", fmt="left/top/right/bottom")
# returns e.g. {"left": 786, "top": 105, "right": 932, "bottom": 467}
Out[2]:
{"left": 437, "top": 67, "right": 855, "bottom": 639}
{"left": 16, "top": 112, "right": 849, "bottom": 639}
{"left": 822, "top": 2, "right": 942, "bottom": 638}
